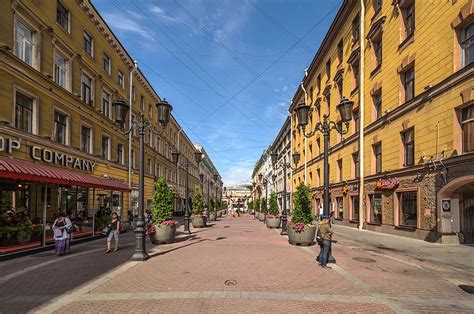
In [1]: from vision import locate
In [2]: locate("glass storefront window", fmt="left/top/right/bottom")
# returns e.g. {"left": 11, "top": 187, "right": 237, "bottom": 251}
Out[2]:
{"left": 370, "top": 194, "right": 382, "bottom": 224}
{"left": 336, "top": 197, "right": 343, "bottom": 219}
{"left": 399, "top": 191, "right": 417, "bottom": 227}
{"left": 352, "top": 196, "right": 359, "bottom": 221}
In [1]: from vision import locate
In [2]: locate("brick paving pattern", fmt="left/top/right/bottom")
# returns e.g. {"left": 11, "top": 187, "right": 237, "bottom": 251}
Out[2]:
{"left": 1, "top": 214, "right": 473, "bottom": 313}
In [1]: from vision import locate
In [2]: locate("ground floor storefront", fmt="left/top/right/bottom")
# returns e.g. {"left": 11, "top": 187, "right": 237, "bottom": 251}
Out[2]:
{"left": 317, "top": 154, "right": 474, "bottom": 244}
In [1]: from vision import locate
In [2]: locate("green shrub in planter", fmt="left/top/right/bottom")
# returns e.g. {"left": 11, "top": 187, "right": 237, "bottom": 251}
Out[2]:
{"left": 150, "top": 177, "right": 176, "bottom": 225}
{"left": 261, "top": 198, "right": 267, "bottom": 214}
{"left": 192, "top": 186, "right": 205, "bottom": 217}
{"left": 267, "top": 192, "right": 279, "bottom": 217}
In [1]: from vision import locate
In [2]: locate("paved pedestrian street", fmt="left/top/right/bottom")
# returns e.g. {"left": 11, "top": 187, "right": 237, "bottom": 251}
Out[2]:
{"left": 1, "top": 214, "right": 473, "bottom": 313}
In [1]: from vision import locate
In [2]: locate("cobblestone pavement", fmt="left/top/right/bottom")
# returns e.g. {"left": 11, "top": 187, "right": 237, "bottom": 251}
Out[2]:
{"left": 1, "top": 214, "right": 473, "bottom": 313}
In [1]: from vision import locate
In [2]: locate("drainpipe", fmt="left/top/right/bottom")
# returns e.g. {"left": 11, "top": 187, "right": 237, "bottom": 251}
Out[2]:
{"left": 301, "top": 73, "right": 308, "bottom": 185}
{"left": 129, "top": 61, "right": 138, "bottom": 219}
{"left": 358, "top": 0, "right": 365, "bottom": 230}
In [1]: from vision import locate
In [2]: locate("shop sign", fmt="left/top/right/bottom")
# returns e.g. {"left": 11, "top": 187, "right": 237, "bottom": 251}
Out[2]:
{"left": 0, "top": 136, "right": 20, "bottom": 153}
{"left": 375, "top": 178, "right": 399, "bottom": 190}
{"left": 31, "top": 146, "right": 96, "bottom": 172}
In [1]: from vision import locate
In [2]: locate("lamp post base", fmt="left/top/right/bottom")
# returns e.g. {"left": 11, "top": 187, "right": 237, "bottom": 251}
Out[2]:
{"left": 130, "top": 252, "right": 150, "bottom": 261}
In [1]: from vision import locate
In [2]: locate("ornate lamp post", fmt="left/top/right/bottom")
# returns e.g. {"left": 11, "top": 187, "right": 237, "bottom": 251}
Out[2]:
{"left": 262, "top": 176, "right": 268, "bottom": 216}
{"left": 294, "top": 98, "right": 353, "bottom": 263}
{"left": 295, "top": 97, "right": 354, "bottom": 217}
{"left": 270, "top": 151, "right": 300, "bottom": 235}
{"left": 213, "top": 174, "right": 219, "bottom": 214}
{"left": 171, "top": 149, "right": 203, "bottom": 234}
{"left": 113, "top": 98, "right": 172, "bottom": 261}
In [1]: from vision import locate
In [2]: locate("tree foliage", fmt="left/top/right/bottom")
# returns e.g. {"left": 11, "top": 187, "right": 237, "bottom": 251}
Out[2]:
{"left": 192, "top": 186, "right": 205, "bottom": 216}
{"left": 261, "top": 198, "right": 267, "bottom": 214}
{"left": 268, "top": 192, "right": 279, "bottom": 216}
{"left": 291, "top": 183, "right": 313, "bottom": 224}
{"left": 150, "top": 177, "right": 174, "bottom": 225}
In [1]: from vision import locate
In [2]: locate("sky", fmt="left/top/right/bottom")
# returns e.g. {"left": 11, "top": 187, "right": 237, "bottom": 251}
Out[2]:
{"left": 93, "top": 0, "right": 342, "bottom": 187}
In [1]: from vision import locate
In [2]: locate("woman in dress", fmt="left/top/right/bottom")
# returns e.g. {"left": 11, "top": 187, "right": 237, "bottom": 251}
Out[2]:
{"left": 52, "top": 212, "right": 72, "bottom": 256}
{"left": 106, "top": 212, "right": 120, "bottom": 253}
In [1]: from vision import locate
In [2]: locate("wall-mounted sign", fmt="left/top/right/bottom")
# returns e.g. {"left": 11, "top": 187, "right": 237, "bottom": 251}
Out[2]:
{"left": 342, "top": 185, "right": 349, "bottom": 194}
{"left": 31, "top": 146, "right": 96, "bottom": 172}
{"left": 441, "top": 199, "right": 451, "bottom": 212}
{"left": 375, "top": 178, "right": 399, "bottom": 190}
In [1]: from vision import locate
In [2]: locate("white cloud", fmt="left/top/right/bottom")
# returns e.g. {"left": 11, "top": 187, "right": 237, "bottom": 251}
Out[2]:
{"left": 149, "top": 5, "right": 179, "bottom": 23}
{"left": 222, "top": 158, "right": 255, "bottom": 186}
{"left": 102, "top": 12, "right": 149, "bottom": 38}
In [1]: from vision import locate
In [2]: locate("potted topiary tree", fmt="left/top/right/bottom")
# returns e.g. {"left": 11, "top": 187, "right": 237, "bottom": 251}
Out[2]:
{"left": 258, "top": 198, "right": 266, "bottom": 222}
{"left": 209, "top": 199, "right": 217, "bottom": 221}
{"left": 254, "top": 198, "right": 260, "bottom": 219}
{"left": 148, "top": 177, "right": 178, "bottom": 244}
{"left": 266, "top": 192, "right": 281, "bottom": 228}
{"left": 287, "top": 183, "right": 315, "bottom": 246}
{"left": 191, "top": 186, "right": 206, "bottom": 228}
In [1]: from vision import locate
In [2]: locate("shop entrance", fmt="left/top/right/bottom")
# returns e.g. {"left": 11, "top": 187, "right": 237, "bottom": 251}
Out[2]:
{"left": 460, "top": 188, "right": 474, "bottom": 244}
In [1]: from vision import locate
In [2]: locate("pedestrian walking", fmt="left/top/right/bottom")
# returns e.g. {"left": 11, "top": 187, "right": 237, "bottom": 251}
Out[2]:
{"left": 317, "top": 215, "right": 333, "bottom": 268}
{"left": 52, "top": 212, "right": 73, "bottom": 256}
{"left": 106, "top": 212, "right": 120, "bottom": 253}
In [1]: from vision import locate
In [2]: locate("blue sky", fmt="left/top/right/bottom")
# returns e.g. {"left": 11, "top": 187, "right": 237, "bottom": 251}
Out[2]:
{"left": 93, "top": 0, "right": 342, "bottom": 186}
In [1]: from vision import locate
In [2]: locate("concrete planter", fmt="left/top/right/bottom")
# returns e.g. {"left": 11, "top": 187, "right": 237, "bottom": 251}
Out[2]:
{"left": 149, "top": 224, "right": 177, "bottom": 245}
{"left": 191, "top": 216, "right": 207, "bottom": 228}
{"left": 209, "top": 212, "right": 217, "bottom": 221}
{"left": 266, "top": 216, "right": 281, "bottom": 229}
{"left": 258, "top": 213, "right": 266, "bottom": 222}
{"left": 218, "top": 211, "right": 223, "bottom": 218}
{"left": 287, "top": 224, "right": 316, "bottom": 246}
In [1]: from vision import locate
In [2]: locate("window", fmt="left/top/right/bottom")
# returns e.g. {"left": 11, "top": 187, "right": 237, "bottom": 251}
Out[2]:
{"left": 461, "top": 23, "right": 474, "bottom": 67}
{"left": 461, "top": 104, "right": 474, "bottom": 152}
{"left": 148, "top": 104, "right": 153, "bottom": 118}
{"left": 402, "top": 65, "right": 414, "bottom": 102}
{"left": 337, "top": 39, "right": 343, "bottom": 63}
{"left": 53, "top": 111, "right": 67, "bottom": 145}
{"left": 116, "top": 144, "right": 124, "bottom": 164}
{"left": 131, "top": 149, "right": 136, "bottom": 168}
{"left": 118, "top": 70, "right": 124, "bottom": 89}
{"left": 373, "top": 39, "right": 382, "bottom": 67}
{"left": 352, "top": 195, "right": 359, "bottom": 220}
{"left": 15, "top": 20, "right": 35, "bottom": 67}
{"left": 402, "top": 128, "right": 415, "bottom": 166}
{"left": 373, "top": 142, "right": 382, "bottom": 174}
{"left": 54, "top": 51, "right": 69, "bottom": 89}
{"left": 316, "top": 168, "right": 321, "bottom": 186}
{"left": 337, "top": 121, "right": 343, "bottom": 142}
{"left": 147, "top": 159, "right": 152, "bottom": 174}
{"left": 81, "top": 73, "right": 93, "bottom": 106}
{"left": 56, "top": 1, "right": 69, "bottom": 32}
{"left": 370, "top": 194, "right": 382, "bottom": 224}
{"left": 353, "top": 110, "right": 360, "bottom": 133}
{"left": 101, "top": 135, "right": 110, "bottom": 160}
{"left": 353, "top": 152, "right": 360, "bottom": 178}
{"left": 325, "top": 59, "right": 331, "bottom": 80}
{"left": 373, "top": 91, "right": 382, "bottom": 120}
{"left": 337, "top": 159, "right": 343, "bottom": 181}
{"left": 132, "top": 85, "right": 136, "bottom": 101}
{"left": 102, "top": 90, "right": 111, "bottom": 118}
{"left": 80, "top": 125, "right": 92, "bottom": 154}
{"left": 103, "top": 54, "right": 111, "bottom": 75}
{"left": 83, "top": 31, "right": 93, "bottom": 56}
{"left": 336, "top": 197, "right": 343, "bottom": 219}
{"left": 324, "top": 90, "right": 331, "bottom": 114}
{"left": 14, "top": 92, "right": 33, "bottom": 133}
{"left": 399, "top": 191, "right": 417, "bottom": 227}
{"left": 374, "top": 0, "right": 382, "bottom": 12}
{"left": 352, "top": 58, "right": 360, "bottom": 90}
{"left": 402, "top": 2, "right": 415, "bottom": 39}
{"left": 336, "top": 77, "right": 343, "bottom": 100}
{"left": 352, "top": 13, "right": 360, "bottom": 43}
{"left": 140, "top": 96, "right": 145, "bottom": 111}
{"left": 317, "top": 75, "right": 321, "bottom": 94}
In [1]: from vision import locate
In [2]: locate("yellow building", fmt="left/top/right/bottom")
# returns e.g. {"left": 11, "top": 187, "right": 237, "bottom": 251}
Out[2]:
{"left": 289, "top": 0, "right": 473, "bottom": 243}
{"left": 0, "top": 0, "right": 201, "bottom": 254}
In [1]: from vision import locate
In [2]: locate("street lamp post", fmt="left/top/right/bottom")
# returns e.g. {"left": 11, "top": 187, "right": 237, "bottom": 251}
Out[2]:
{"left": 262, "top": 176, "right": 268, "bottom": 220}
{"left": 214, "top": 174, "right": 219, "bottom": 216}
{"left": 270, "top": 151, "right": 300, "bottom": 235}
{"left": 294, "top": 97, "right": 354, "bottom": 264}
{"left": 171, "top": 150, "right": 203, "bottom": 234}
{"left": 113, "top": 98, "right": 173, "bottom": 261}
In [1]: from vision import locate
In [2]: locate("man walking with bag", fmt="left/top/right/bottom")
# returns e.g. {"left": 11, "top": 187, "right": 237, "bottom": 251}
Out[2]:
{"left": 317, "top": 215, "right": 333, "bottom": 268}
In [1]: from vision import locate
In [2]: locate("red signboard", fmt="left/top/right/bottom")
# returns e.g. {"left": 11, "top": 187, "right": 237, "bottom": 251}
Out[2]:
{"left": 375, "top": 178, "right": 399, "bottom": 190}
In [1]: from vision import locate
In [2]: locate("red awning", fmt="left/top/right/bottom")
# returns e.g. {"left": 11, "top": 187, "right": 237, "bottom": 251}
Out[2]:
{"left": 0, "top": 156, "right": 130, "bottom": 192}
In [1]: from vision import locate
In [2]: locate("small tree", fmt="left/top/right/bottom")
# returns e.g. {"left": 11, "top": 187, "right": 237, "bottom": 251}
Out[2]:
{"left": 248, "top": 200, "right": 253, "bottom": 211}
{"left": 291, "top": 183, "right": 313, "bottom": 225}
{"left": 210, "top": 198, "right": 216, "bottom": 213}
{"left": 268, "top": 192, "right": 279, "bottom": 217}
{"left": 150, "top": 177, "right": 174, "bottom": 225}
{"left": 261, "top": 198, "right": 267, "bottom": 214}
{"left": 255, "top": 199, "right": 260, "bottom": 212}
{"left": 192, "top": 186, "right": 205, "bottom": 216}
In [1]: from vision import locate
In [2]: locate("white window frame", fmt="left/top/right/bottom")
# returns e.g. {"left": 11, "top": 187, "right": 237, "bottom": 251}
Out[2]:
{"left": 103, "top": 53, "right": 111, "bottom": 75}
{"left": 53, "top": 48, "right": 71, "bottom": 91}
{"left": 56, "top": 1, "right": 71, "bottom": 33}
{"left": 83, "top": 30, "right": 94, "bottom": 57}
{"left": 80, "top": 122, "right": 93, "bottom": 154}
{"left": 81, "top": 70, "right": 94, "bottom": 106}
{"left": 13, "top": 15, "right": 40, "bottom": 70}
{"left": 101, "top": 133, "right": 111, "bottom": 160}
{"left": 118, "top": 70, "right": 124, "bottom": 89}
{"left": 117, "top": 142, "right": 124, "bottom": 165}
{"left": 52, "top": 107, "right": 70, "bottom": 146}
{"left": 12, "top": 85, "right": 39, "bottom": 135}
{"left": 101, "top": 89, "right": 111, "bottom": 119}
